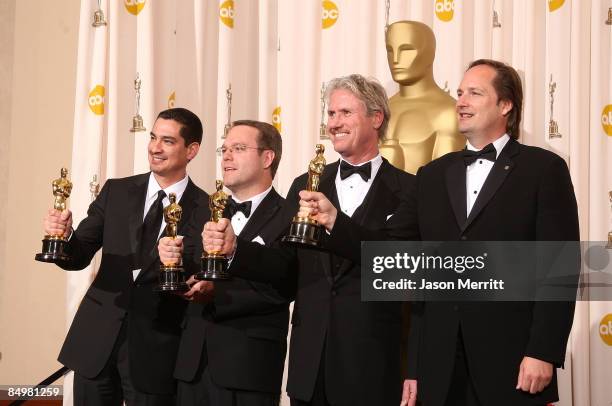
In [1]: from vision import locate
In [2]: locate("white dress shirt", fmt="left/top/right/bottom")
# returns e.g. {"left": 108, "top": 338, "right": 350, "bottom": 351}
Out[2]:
{"left": 134, "top": 173, "right": 189, "bottom": 280}
{"left": 465, "top": 134, "right": 510, "bottom": 216}
{"left": 231, "top": 186, "right": 272, "bottom": 236}
{"left": 335, "top": 154, "right": 383, "bottom": 217}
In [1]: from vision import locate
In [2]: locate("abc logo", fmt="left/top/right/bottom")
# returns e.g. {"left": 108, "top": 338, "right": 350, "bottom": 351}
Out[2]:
{"left": 124, "top": 0, "right": 146, "bottom": 16}
{"left": 435, "top": 0, "right": 455, "bottom": 22}
{"left": 548, "top": 0, "right": 565, "bottom": 12}
{"left": 168, "top": 91, "right": 176, "bottom": 109}
{"left": 601, "top": 104, "right": 612, "bottom": 136}
{"left": 322, "top": 0, "right": 339, "bottom": 29}
{"left": 599, "top": 313, "right": 612, "bottom": 346}
{"left": 272, "top": 106, "right": 282, "bottom": 133}
{"left": 88, "top": 85, "right": 105, "bottom": 116}
{"left": 219, "top": 0, "right": 235, "bottom": 28}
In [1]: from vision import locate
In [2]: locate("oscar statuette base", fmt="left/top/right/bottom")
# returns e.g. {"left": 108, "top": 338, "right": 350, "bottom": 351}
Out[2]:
{"left": 35, "top": 236, "right": 71, "bottom": 263}
{"left": 155, "top": 264, "right": 189, "bottom": 292}
{"left": 282, "top": 216, "right": 323, "bottom": 248}
{"left": 197, "top": 252, "right": 231, "bottom": 281}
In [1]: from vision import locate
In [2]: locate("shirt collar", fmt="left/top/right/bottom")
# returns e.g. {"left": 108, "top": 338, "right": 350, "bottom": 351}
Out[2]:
{"left": 146, "top": 173, "right": 189, "bottom": 203}
{"left": 337, "top": 154, "right": 383, "bottom": 180}
{"left": 466, "top": 134, "right": 510, "bottom": 158}
{"left": 232, "top": 185, "right": 272, "bottom": 217}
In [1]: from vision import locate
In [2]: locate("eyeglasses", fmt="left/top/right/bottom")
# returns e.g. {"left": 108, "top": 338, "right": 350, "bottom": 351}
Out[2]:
{"left": 215, "top": 144, "right": 265, "bottom": 156}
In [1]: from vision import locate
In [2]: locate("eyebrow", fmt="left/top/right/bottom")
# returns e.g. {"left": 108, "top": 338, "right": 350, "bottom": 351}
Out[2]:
{"left": 150, "top": 132, "right": 177, "bottom": 139}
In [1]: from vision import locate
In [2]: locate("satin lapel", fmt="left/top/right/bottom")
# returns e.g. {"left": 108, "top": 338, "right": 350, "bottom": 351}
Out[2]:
{"left": 334, "top": 159, "right": 393, "bottom": 281}
{"left": 445, "top": 157, "right": 467, "bottom": 231}
{"left": 350, "top": 159, "right": 393, "bottom": 227}
{"left": 176, "top": 179, "right": 201, "bottom": 237}
{"left": 239, "top": 189, "right": 282, "bottom": 242}
{"left": 127, "top": 174, "right": 149, "bottom": 264}
{"left": 318, "top": 161, "right": 340, "bottom": 285}
{"left": 463, "top": 139, "right": 518, "bottom": 232}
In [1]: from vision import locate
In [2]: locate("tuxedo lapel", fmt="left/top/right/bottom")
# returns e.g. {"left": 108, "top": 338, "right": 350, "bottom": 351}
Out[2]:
{"left": 239, "top": 189, "right": 282, "bottom": 242}
{"left": 318, "top": 161, "right": 340, "bottom": 285}
{"left": 463, "top": 139, "right": 518, "bottom": 232}
{"left": 445, "top": 157, "right": 468, "bottom": 230}
{"left": 127, "top": 174, "right": 149, "bottom": 266}
{"left": 176, "top": 179, "right": 200, "bottom": 236}
{"left": 334, "top": 159, "right": 397, "bottom": 281}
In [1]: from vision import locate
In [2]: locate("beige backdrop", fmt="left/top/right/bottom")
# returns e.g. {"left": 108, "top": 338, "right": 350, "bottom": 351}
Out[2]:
{"left": 1, "top": 1, "right": 611, "bottom": 406}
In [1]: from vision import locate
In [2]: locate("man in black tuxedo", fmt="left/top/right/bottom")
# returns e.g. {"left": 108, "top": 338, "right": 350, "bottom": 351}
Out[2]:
{"left": 307, "top": 60, "right": 579, "bottom": 406}
{"left": 159, "top": 120, "right": 291, "bottom": 405}
{"left": 43, "top": 108, "right": 206, "bottom": 405}
{"left": 203, "top": 75, "right": 415, "bottom": 405}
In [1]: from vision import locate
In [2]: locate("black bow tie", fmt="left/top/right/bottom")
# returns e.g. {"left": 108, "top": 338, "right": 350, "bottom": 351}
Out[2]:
{"left": 462, "top": 143, "right": 497, "bottom": 166}
{"left": 226, "top": 197, "right": 252, "bottom": 218}
{"left": 340, "top": 160, "right": 371, "bottom": 181}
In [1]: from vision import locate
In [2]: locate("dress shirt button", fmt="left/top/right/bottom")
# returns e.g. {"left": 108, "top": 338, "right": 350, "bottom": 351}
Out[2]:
{"left": 473, "top": 190, "right": 477, "bottom": 194}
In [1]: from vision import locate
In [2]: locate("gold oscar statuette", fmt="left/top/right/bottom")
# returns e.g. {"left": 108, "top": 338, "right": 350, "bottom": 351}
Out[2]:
{"left": 130, "top": 73, "right": 146, "bottom": 133}
{"left": 607, "top": 191, "right": 612, "bottom": 249}
{"left": 197, "top": 180, "right": 232, "bottom": 280}
{"left": 319, "top": 82, "right": 329, "bottom": 140}
{"left": 92, "top": 0, "right": 107, "bottom": 27}
{"left": 155, "top": 193, "right": 189, "bottom": 292}
{"left": 222, "top": 84, "right": 232, "bottom": 139}
{"left": 35, "top": 168, "right": 74, "bottom": 263}
{"left": 548, "top": 75, "right": 562, "bottom": 139}
{"left": 381, "top": 21, "right": 464, "bottom": 174}
{"left": 282, "top": 144, "right": 326, "bottom": 247}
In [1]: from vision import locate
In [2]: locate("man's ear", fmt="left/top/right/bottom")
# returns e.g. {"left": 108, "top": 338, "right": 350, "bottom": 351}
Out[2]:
{"left": 371, "top": 110, "right": 384, "bottom": 130}
{"left": 186, "top": 142, "right": 200, "bottom": 161}
{"left": 500, "top": 99, "right": 513, "bottom": 117}
{"left": 262, "top": 150, "right": 275, "bottom": 170}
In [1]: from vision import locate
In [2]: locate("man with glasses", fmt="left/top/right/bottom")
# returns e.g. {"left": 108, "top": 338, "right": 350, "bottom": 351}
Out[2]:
{"left": 159, "top": 120, "right": 291, "bottom": 406}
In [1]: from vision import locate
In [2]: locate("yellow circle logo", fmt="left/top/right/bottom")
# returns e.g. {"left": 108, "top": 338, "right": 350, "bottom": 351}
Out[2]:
{"left": 322, "top": 0, "right": 339, "bottom": 29}
{"left": 219, "top": 0, "right": 235, "bottom": 28}
{"left": 435, "top": 0, "right": 455, "bottom": 22}
{"left": 599, "top": 314, "right": 612, "bottom": 346}
{"left": 272, "top": 106, "right": 282, "bottom": 133}
{"left": 601, "top": 104, "right": 612, "bottom": 136}
{"left": 548, "top": 0, "right": 565, "bottom": 12}
{"left": 168, "top": 91, "right": 176, "bottom": 108}
{"left": 88, "top": 85, "right": 105, "bottom": 115}
{"left": 124, "top": 0, "right": 146, "bottom": 16}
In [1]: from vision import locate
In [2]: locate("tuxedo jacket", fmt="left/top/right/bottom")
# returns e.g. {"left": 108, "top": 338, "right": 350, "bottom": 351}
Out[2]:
{"left": 56, "top": 173, "right": 205, "bottom": 395}
{"left": 397, "top": 139, "right": 579, "bottom": 406}
{"left": 174, "top": 188, "right": 293, "bottom": 394}
{"left": 231, "top": 159, "right": 415, "bottom": 405}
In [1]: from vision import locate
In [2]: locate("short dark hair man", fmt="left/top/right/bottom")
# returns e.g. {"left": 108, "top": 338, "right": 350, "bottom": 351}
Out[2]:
{"left": 158, "top": 120, "right": 290, "bottom": 405}
{"left": 43, "top": 107, "right": 206, "bottom": 405}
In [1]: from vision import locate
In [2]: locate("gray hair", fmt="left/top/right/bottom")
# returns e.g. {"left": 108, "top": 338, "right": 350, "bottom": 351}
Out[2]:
{"left": 324, "top": 74, "right": 390, "bottom": 140}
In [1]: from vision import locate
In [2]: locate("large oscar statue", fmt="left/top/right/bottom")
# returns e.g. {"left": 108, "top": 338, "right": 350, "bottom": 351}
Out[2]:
{"left": 282, "top": 144, "right": 326, "bottom": 248}
{"left": 155, "top": 193, "right": 189, "bottom": 292}
{"left": 35, "top": 167, "right": 73, "bottom": 263}
{"left": 197, "top": 180, "right": 231, "bottom": 280}
{"left": 381, "top": 21, "right": 465, "bottom": 174}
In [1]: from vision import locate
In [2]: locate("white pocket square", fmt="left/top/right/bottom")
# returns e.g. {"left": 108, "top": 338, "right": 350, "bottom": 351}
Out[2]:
{"left": 386, "top": 213, "right": 394, "bottom": 221}
{"left": 252, "top": 235, "right": 265, "bottom": 245}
